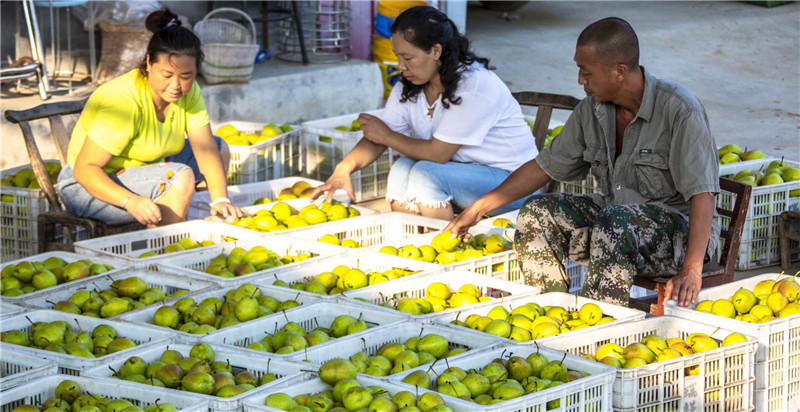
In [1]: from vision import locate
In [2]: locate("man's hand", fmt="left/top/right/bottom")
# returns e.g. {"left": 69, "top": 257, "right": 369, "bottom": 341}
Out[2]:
{"left": 358, "top": 113, "right": 393, "bottom": 146}
{"left": 444, "top": 204, "right": 485, "bottom": 239}
{"left": 309, "top": 170, "right": 356, "bottom": 203}
{"left": 664, "top": 266, "right": 702, "bottom": 307}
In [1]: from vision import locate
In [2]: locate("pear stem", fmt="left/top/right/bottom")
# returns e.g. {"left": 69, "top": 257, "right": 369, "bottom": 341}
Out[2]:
{"left": 356, "top": 313, "right": 363, "bottom": 322}
{"left": 45, "top": 300, "right": 56, "bottom": 305}
{"left": 534, "top": 341, "right": 540, "bottom": 354}
{"left": 709, "top": 327, "right": 721, "bottom": 338}
{"left": 108, "top": 365, "right": 119, "bottom": 376}
{"left": 25, "top": 315, "right": 34, "bottom": 326}
{"left": 418, "top": 329, "right": 424, "bottom": 338}
{"left": 266, "top": 358, "right": 271, "bottom": 373}
{"left": 560, "top": 352, "right": 567, "bottom": 365}
{"left": 73, "top": 318, "right": 83, "bottom": 333}
{"left": 282, "top": 310, "right": 290, "bottom": 323}
{"left": 361, "top": 337, "right": 367, "bottom": 352}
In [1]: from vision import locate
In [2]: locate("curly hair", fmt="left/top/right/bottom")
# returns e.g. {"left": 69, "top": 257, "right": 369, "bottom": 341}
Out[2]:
{"left": 137, "top": 8, "right": 203, "bottom": 76}
{"left": 390, "top": 6, "right": 490, "bottom": 109}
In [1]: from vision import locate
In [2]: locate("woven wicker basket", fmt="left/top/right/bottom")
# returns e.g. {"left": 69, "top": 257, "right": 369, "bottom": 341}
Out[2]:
{"left": 193, "top": 8, "right": 259, "bottom": 84}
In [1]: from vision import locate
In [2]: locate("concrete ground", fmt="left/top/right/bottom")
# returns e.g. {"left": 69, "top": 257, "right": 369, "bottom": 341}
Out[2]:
{"left": 1, "top": 1, "right": 798, "bottom": 275}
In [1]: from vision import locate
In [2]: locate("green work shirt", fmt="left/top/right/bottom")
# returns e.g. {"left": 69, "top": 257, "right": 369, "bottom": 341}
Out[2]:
{"left": 536, "top": 67, "right": 720, "bottom": 257}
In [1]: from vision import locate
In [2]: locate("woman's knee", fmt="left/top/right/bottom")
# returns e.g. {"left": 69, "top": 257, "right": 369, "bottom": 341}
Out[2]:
{"left": 168, "top": 167, "right": 196, "bottom": 199}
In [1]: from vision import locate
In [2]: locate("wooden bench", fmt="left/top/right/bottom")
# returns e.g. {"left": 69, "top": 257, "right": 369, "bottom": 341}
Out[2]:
{"left": 632, "top": 178, "right": 752, "bottom": 315}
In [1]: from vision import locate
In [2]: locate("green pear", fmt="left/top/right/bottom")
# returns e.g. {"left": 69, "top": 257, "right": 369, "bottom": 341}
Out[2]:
{"left": 318, "top": 358, "right": 358, "bottom": 385}
{"left": 54, "top": 379, "right": 81, "bottom": 403}
{"left": 189, "top": 342, "right": 215, "bottom": 363}
{"left": 111, "top": 277, "right": 148, "bottom": 299}
{"left": 182, "top": 372, "right": 215, "bottom": 394}
{"left": 401, "top": 369, "right": 431, "bottom": 389}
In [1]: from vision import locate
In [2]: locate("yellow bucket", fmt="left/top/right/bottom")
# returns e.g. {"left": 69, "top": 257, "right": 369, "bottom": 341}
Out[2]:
{"left": 372, "top": 34, "right": 396, "bottom": 63}
{"left": 376, "top": 0, "right": 429, "bottom": 19}
{"left": 376, "top": 60, "right": 402, "bottom": 99}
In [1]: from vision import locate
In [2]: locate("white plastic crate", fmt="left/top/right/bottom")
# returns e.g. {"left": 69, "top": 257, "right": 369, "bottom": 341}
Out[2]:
{"left": 302, "top": 110, "right": 395, "bottom": 202}
{"left": 339, "top": 270, "right": 539, "bottom": 319}
{"left": 290, "top": 320, "right": 502, "bottom": 369}
{"left": 120, "top": 284, "right": 324, "bottom": 344}
{"left": 718, "top": 153, "right": 775, "bottom": 175}
{"left": 200, "top": 301, "right": 407, "bottom": 359}
{"left": 240, "top": 374, "right": 477, "bottom": 412}
{"left": 428, "top": 292, "right": 646, "bottom": 345}
{"left": 19, "top": 265, "right": 220, "bottom": 318}
{"left": 0, "top": 301, "right": 23, "bottom": 318}
{"left": 212, "top": 121, "right": 303, "bottom": 185}
{"left": 0, "top": 374, "right": 208, "bottom": 412}
{"left": 287, "top": 212, "right": 451, "bottom": 247}
{"left": 188, "top": 177, "right": 350, "bottom": 220}
{"left": 0, "top": 310, "right": 172, "bottom": 375}
{"left": 664, "top": 273, "right": 800, "bottom": 412}
{"left": 156, "top": 235, "right": 348, "bottom": 286}
{"left": 83, "top": 342, "right": 308, "bottom": 412}
{"left": 543, "top": 315, "right": 757, "bottom": 412}
{"left": 716, "top": 159, "right": 800, "bottom": 269}
{"left": 0, "top": 251, "right": 130, "bottom": 305}
{"left": 390, "top": 343, "right": 615, "bottom": 412}
{"left": 264, "top": 250, "right": 442, "bottom": 300}
{"left": 0, "top": 349, "right": 58, "bottom": 391}
{"left": 1, "top": 163, "right": 51, "bottom": 261}
{"left": 72, "top": 220, "right": 263, "bottom": 263}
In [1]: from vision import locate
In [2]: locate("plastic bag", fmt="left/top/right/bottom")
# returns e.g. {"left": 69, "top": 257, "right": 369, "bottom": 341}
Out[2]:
{"left": 72, "top": 1, "right": 161, "bottom": 30}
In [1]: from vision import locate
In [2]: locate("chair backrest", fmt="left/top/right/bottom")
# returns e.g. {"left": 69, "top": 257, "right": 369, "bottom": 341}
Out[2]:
{"left": 512, "top": 91, "right": 581, "bottom": 151}
{"left": 708, "top": 177, "right": 752, "bottom": 284}
{"left": 4, "top": 99, "right": 87, "bottom": 210}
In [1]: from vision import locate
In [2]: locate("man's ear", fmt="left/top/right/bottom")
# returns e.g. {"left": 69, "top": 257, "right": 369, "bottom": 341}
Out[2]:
{"left": 615, "top": 63, "right": 628, "bottom": 81}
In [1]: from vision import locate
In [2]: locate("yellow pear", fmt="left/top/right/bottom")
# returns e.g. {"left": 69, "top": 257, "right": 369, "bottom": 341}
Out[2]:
{"left": 722, "top": 333, "right": 747, "bottom": 346}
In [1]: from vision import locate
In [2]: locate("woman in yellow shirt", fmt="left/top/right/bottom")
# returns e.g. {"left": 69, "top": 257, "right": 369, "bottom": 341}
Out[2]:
{"left": 57, "top": 8, "right": 241, "bottom": 226}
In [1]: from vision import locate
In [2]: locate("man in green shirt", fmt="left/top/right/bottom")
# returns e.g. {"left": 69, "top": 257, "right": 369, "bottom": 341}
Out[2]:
{"left": 447, "top": 17, "right": 719, "bottom": 308}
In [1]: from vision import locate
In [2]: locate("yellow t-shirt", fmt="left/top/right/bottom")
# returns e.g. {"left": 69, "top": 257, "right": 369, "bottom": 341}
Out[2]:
{"left": 67, "top": 69, "right": 210, "bottom": 170}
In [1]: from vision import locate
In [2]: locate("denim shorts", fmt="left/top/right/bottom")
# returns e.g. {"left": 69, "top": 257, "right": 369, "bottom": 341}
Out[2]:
{"left": 55, "top": 137, "right": 222, "bottom": 225}
{"left": 385, "top": 156, "right": 525, "bottom": 216}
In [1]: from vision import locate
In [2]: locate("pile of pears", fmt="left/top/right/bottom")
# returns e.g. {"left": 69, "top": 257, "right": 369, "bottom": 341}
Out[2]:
{"left": 725, "top": 157, "right": 800, "bottom": 192}
{"left": 0, "top": 161, "right": 61, "bottom": 195}
{"left": 389, "top": 282, "right": 493, "bottom": 316}
{"left": 340, "top": 333, "right": 467, "bottom": 378}
{"left": 1, "top": 321, "right": 138, "bottom": 358}
{"left": 253, "top": 180, "right": 316, "bottom": 204}
{"left": 111, "top": 343, "right": 277, "bottom": 398}
{"left": 524, "top": 120, "right": 562, "bottom": 149}
{"left": 148, "top": 283, "right": 300, "bottom": 334}
{"left": 215, "top": 123, "right": 292, "bottom": 147}
{"left": 202, "top": 245, "right": 312, "bottom": 279}
{"left": 240, "top": 312, "right": 374, "bottom": 355}
{"left": 264, "top": 357, "right": 457, "bottom": 411}
{"left": 694, "top": 274, "right": 800, "bottom": 322}
{"left": 718, "top": 144, "right": 769, "bottom": 165}
{"left": 1, "top": 257, "right": 114, "bottom": 297}
{"left": 401, "top": 349, "right": 587, "bottom": 408}
{"left": 450, "top": 301, "right": 617, "bottom": 342}
{"left": 270, "top": 264, "right": 417, "bottom": 295}
{"left": 588, "top": 331, "right": 746, "bottom": 373}
{"left": 379, "top": 229, "right": 511, "bottom": 265}
{"left": 230, "top": 199, "right": 359, "bottom": 232}
{"left": 9, "top": 379, "right": 180, "bottom": 412}
{"left": 138, "top": 238, "right": 217, "bottom": 258}
{"left": 48, "top": 276, "right": 189, "bottom": 318}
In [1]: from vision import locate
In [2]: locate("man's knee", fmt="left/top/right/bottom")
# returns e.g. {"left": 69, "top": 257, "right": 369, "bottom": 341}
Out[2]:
{"left": 594, "top": 205, "right": 634, "bottom": 230}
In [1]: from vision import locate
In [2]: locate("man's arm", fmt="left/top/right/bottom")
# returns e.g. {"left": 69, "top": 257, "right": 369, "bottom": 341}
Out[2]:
{"left": 445, "top": 159, "right": 552, "bottom": 236}
{"left": 664, "top": 192, "right": 715, "bottom": 306}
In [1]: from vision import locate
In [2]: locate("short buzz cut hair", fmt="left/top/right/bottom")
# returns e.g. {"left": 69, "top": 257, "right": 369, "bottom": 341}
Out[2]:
{"left": 577, "top": 17, "right": 639, "bottom": 70}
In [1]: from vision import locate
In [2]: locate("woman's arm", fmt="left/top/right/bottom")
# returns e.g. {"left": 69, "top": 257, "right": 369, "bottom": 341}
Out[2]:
{"left": 73, "top": 138, "right": 162, "bottom": 225}
{"left": 309, "top": 137, "right": 386, "bottom": 202}
{"left": 186, "top": 125, "right": 242, "bottom": 218}
{"left": 358, "top": 113, "right": 460, "bottom": 163}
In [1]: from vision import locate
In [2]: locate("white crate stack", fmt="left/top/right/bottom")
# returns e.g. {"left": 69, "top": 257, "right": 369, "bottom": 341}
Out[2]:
{"left": 543, "top": 315, "right": 758, "bottom": 411}
{"left": 84, "top": 343, "right": 309, "bottom": 412}
{"left": 339, "top": 270, "right": 539, "bottom": 319}
{"left": 72, "top": 220, "right": 263, "bottom": 263}
{"left": 212, "top": 121, "right": 303, "bottom": 185}
{"left": 718, "top": 158, "right": 800, "bottom": 269}
{"left": 0, "top": 310, "right": 172, "bottom": 375}
{"left": 1, "top": 163, "right": 52, "bottom": 260}
{"left": 1, "top": 374, "right": 208, "bottom": 412}
{"left": 390, "top": 344, "right": 616, "bottom": 412}
{"left": 428, "top": 292, "right": 646, "bottom": 345}
{"left": 19, "top": 265, "right": 221, "bottom": 317}
{"left": 119, "top": 284, "right": 324, "bottom": 344}
{"left": 200, "top": 301, "right": 407, "bottom": 359}
{"left": 290, "top": 320, "right": 502, "bottom": 369}
{"left": 0, "top": 349, "right": 58, "bottom": 391}
{"left": 302, "top": 110, "right": 395, "bottom": 202}
{"left": 664, "top": 273, "right": 800, "bottom": 412}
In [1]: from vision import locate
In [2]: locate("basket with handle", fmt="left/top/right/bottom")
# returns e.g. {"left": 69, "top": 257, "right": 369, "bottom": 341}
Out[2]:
{"left": 194, "top": 8, "right": 260, "bottom": 84}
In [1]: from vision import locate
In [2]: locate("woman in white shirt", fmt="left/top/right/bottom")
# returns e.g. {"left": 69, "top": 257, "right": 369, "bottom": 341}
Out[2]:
{"left": 311, "top": 6, "right": 537, "bottom": 219}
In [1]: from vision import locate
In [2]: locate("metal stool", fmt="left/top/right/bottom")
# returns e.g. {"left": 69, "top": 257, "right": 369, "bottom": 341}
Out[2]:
{"left": 32, "top": 0, "right": 96, "bottom": 92}
{"left": 1, "top": 0, "right": 49, "bottom": 99}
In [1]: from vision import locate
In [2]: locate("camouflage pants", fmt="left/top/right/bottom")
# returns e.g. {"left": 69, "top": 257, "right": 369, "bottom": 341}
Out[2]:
{"left": 515, "top": 193, "right": 689, "bottom": 305}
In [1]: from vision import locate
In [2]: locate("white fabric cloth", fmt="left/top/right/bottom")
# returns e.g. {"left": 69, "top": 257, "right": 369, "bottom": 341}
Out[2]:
{"left": 379, "top": 64, "right": 537, "bottom": 172}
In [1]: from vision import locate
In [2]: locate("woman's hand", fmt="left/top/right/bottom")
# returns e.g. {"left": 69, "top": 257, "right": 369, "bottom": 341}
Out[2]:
{"left": 125, "top": 195, "right": 162, "bottom": 226}
{"left": 310, "top": 168, "right": 357, "bottom": 203}
{"left": 358, "top": 113, "right": 394, "bottom": 146}
{"left": 210, "top": 201, "right": 244, "bottom": 219}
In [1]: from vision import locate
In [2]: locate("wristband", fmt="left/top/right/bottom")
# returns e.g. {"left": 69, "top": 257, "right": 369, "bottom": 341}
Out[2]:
{"left": 209, "top": 197, "right": 231, "bottom": 208}
{"left": 121, "top": 193, "right": 135, "bottom": 209}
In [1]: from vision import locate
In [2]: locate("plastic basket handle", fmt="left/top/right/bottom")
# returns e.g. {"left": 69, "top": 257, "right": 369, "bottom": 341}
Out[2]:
{"left": 201, "top": 7, "right": 257, "bottom": 45}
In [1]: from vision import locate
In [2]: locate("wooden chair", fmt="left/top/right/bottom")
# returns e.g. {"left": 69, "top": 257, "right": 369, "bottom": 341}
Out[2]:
{"left": 512, "top": 91, "right": 581, "bottom": 193}
{"left": 631, "top": 178, "right": 752, "bottom": 315}
{"left": 779, "top": 210, "right": 800, "bottom": 270}
{"left": 4, "top": 99, "right": 142, "bottom": 253}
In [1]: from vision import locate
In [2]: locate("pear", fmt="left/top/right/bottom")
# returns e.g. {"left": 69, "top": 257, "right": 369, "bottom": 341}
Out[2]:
{"left": 54, "top": 379, "right": 81, "bottom": 403}
{"left": 156, "top": 363, "right": 184, "bottom": 388}
{"left": 182, "top": 372, "right": 215, "bottom": 395}
{"left": 539, "top": 359, "right": 567, "bottom": 381}
{"left": 342, "top": 386, "right": 373, "bottom": 411}
{"left": 153, "top": 306, "right": 181, "bottom": 329}
{"left": 111, "top": 277, "right": 148, "bottom": 299}
{"left": 106, "top": 337, "right": 136, "bottom": 354}
{"left": 416, "top": 392, "right": 445, "bottom": 411}
{"left": 189, "top": 342, "right": 215, "bottom": 363}
{"left": 401, "top": 369, "right": 431, "bottom": 389}
{"left": 265, "top": 393, "right": 298, "bottom": 410}
{"left": 318, "top": 358, "right": 358, "bottom": 385}
{"left": 416, "top": 334, "right": 449, "bottom": 359}
{"left": 119, "top": 356, "right": 148, "bottom": 377}
{"left": 505, "top": 356, "right": 534, "bottom": 381}
{"left": 623, "top": 342, "right": 656, "bottom": 364}
{"left": 100, "top": 298, "right": 131, "bottom": 318}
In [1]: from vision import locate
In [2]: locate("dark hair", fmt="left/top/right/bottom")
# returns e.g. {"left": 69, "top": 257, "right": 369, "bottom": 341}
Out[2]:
{"left": 138, "top": 8, "right": 203, "bottom": 76}
{"left": 577, "top": 17, "right": 639, "bottom": 70}
{"left": 391, "top": 6, "right": 490, "bottom": 109}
